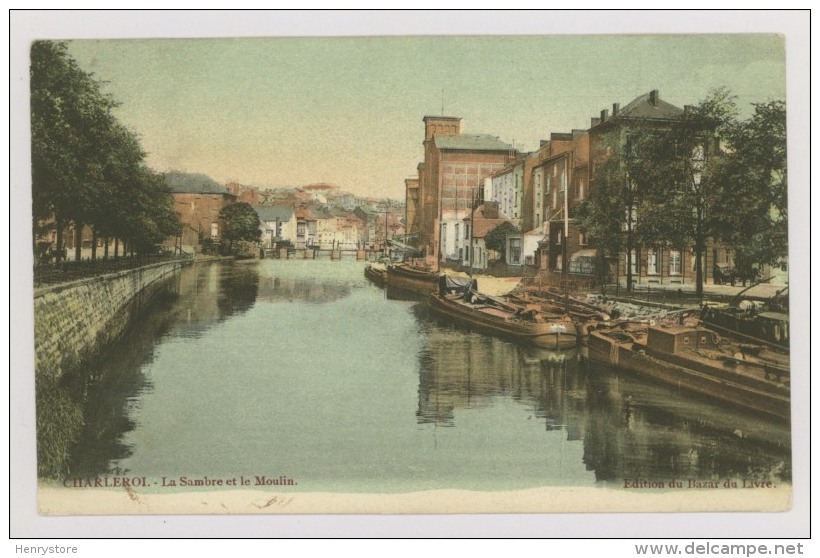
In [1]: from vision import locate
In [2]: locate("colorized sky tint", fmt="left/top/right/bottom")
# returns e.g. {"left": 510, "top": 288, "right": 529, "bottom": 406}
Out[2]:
{"left": 65, "top": 34, "right": 785, "bottom": 200}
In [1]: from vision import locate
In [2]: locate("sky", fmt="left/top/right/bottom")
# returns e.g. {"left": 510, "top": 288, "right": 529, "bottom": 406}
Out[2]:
{"left": 60, "top": 30, "right": 788, "bottom": 201}
{"left": 25, "top": 13, "right": 793, "bottom": 203}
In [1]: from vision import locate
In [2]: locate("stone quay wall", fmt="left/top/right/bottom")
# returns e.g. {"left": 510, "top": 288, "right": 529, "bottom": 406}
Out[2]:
{"left": 33, "top": 259, "right": 190, "bottom": 381}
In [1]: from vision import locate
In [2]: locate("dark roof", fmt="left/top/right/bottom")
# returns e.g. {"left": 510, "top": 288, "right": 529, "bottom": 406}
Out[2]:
{"left": 253, "top": 205, "right": 294, "bottom": 222}
{"left": 164, "top": 172, "right": 231, "bottom": 195}
{"left": 434, "top": 134, "right": 514, "bottom": 152}
{"left": 615, "top": 91, "right": 685, "bottom": 121}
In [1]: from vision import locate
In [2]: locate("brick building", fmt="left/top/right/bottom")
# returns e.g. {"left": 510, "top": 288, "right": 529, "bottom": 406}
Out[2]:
{"left": 404, "top": 177, "right": 419, "bottom": 239}
{"left": 587, "top": 90, "right": 729, "bottom": 287}
{"left": 414, "top": 116, "right": 517, "bottom": 265}
{"left": 165, "top": 172, "right": 236, "bottom": 249}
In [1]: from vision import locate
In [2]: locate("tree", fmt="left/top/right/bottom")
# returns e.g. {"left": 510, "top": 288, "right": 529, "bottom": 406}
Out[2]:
{"left": 218, "top": 202, "right": 261, "bottom": 252}
{"left": 576, "top": 132, "right": 652, "bottom": 291}
{"left": 31, "top": 41, "right": 118, "bottom": 261}
{"left": 31, "top": 40, "right": 180, "bottom": 261}
{"left": 483, "top": 222, "right": 519, "bottom": 262}
{"left": 624, "top": 88, "right": 739, "bottom": 297}
{"left": 710, "top": 100, "right": 787, "bottom": 281}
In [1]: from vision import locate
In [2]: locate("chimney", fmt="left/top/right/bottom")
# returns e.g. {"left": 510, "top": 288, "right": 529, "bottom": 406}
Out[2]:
{"left": 600, "top": 109, "right": 609, "bottom": 122}
{"left": 612, "top": 102, "right": 620, "bottom": 116}
{"left": 649, "top": 89, "right": 659, "bottom": 107}
{"left": 591, "top": 117, "right": 601, "bottom": 127}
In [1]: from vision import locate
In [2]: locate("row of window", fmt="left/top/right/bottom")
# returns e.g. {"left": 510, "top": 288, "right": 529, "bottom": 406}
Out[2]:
{"left": 626, "top": 249, "right": 682, "bottom": 275}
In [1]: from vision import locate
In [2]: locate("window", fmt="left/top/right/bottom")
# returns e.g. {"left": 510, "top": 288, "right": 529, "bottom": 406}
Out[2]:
{"left": 669, "top": 250, "right": 681, "bottom": 275}
{"left": 579, "top": 232, "right": 588, "bottom": 246}
{"left": 647, "top": 248, "right": 658, "bottom": 275}
{"left": 454, "top": 224, "right": 459, "bottom": 243}
{"left": 465, "top": 224, "right": 470, "bottom": 239}
{"left": 210, "top": 222, "right": 219, "bottom": 239}
{"left": 624, "top": 206, "right": 638, "bottom": 231}
{"left": 629, "top": 249, "right": 637, "bottom": 276}
{"left": 578, "top": 177, "right": 585, "bottom": 200}
{"left": 509, "top": 238, "right": 522, "bottom": 265}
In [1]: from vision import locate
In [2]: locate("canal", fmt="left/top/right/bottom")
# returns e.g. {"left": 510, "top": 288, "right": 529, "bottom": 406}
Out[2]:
{"left": 67, "top": 260, "right": 791, "bottom": 494}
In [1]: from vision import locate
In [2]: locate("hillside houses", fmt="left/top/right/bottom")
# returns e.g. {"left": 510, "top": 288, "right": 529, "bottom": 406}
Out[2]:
{"left": 162, "top": 173, "right": 404, "bottom": 255}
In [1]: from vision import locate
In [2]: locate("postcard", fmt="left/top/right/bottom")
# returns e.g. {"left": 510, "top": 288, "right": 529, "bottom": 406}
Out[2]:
{"left": 11, "top": 11, "right": 810, "bottom": 538}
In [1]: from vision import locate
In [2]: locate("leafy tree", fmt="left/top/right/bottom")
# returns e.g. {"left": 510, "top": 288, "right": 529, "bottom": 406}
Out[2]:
{"left": 624, "top": 88, "right": 739, "bottom": 297}
{"left": 31, "top": 40, "right": 180, "bottom": 261}
{"left": 576, "top": 132, "right": 645, "bottom": 289}
{"left": 710, "top": 100, "right": 787, "bottom": 281}
{"left": 218, "top": 202, "right": 261, "bottom": 252}
{"left": 483, "top": 221, "right": 519, "bottom": 262}
{"left": 31, "top": 40, "right": 118, "bottom": 261}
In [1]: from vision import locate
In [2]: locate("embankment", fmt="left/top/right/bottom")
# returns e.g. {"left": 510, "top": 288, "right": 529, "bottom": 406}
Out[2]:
{"left": 33, "top": 259, "right": 190, "bottom": 478}
{"left": 34, "top": 259, "right": 190, "bottom": 380}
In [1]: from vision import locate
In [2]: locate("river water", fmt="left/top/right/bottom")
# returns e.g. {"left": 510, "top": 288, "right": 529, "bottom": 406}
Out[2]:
{"left": 67, "top": 260, "right": 791, "bottom": 493}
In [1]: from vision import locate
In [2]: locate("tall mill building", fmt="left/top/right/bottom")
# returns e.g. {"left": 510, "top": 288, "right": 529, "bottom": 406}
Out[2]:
{"left": 410, "top": 116, "right": 517, "bottom": 264}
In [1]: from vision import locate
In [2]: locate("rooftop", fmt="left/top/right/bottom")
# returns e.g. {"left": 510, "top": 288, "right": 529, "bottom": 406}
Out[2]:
{"left": 434, "top": 134, "right": 514, "bottom": 152}
{"left": 164, "top": 172, "right": 231, "bottom": 195}
{"left": 604, "top": 90, "right": 685, "bottom": 124}
{"left": 253, "top": 205, "right": 294, "bottom": 222}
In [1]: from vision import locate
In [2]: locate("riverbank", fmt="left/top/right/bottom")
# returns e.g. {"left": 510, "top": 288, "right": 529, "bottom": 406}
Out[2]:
{"left": 34, "top": 258, "right": 190, "bottom": 478}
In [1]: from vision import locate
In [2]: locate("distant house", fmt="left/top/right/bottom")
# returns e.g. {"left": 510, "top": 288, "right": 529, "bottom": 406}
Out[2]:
{"left": 165, "top": 172, "right": 236, "bottom": 249}
{"left": 316, "top": 208, "right": 365, "bottom": 250}
{"left": 226, "top": 181, "right": 263, "bottom": 205}
{"left": 294, "top": 207, "right": 318, "bottom": 249}
{"left": 253, "top": 206, "right": 297, "bottom": 249}
{"left": 460, "top": 202, "right": 517, "bottom": 271}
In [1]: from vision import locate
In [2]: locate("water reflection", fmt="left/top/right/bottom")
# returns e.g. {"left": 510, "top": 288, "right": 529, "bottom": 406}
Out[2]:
{"left": 67, "top": 286, "right": 178, "bottom": 476}
{"left": 582, "top": 361, "right": 791, "bottom": 484}
{"left": 68, "top": 262, "right": 262, "bottom": 477}
{"left": 255, "top": 275, "right": 351, "bottom": 305}
{"left": 65, "top": 260, "right": 791, "bottom": 489}
{"left": 415, "top": 330, "right": 583, "bottom": 430}
{"left": 216, "top": 263, "right": 259, "bottom": 318}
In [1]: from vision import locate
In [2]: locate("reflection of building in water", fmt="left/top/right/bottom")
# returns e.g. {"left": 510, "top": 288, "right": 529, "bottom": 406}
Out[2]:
{"left": 165, "top": 262, "right": 261, "bottom": 338}
{"left": 69, "top": 261, "right": 262, "bottom": 478}
{"left": 582, "top": 363, "right": 792, "bottom": 483}
{"left": 255, "top": 275, "right": 352, "bottom": 305}
{"left": 415, "top": 328, "right": 588, "bottom": 434}
{"left": 216, "top": 264, "right": 259, "bottom": 318}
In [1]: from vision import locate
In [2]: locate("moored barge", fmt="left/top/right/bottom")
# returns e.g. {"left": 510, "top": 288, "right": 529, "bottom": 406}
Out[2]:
{"left": 588, "top": 323, "right": 790, "bottom": 421}
{"left": 428, "top": 277, "right": 577, "bottom": 350}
